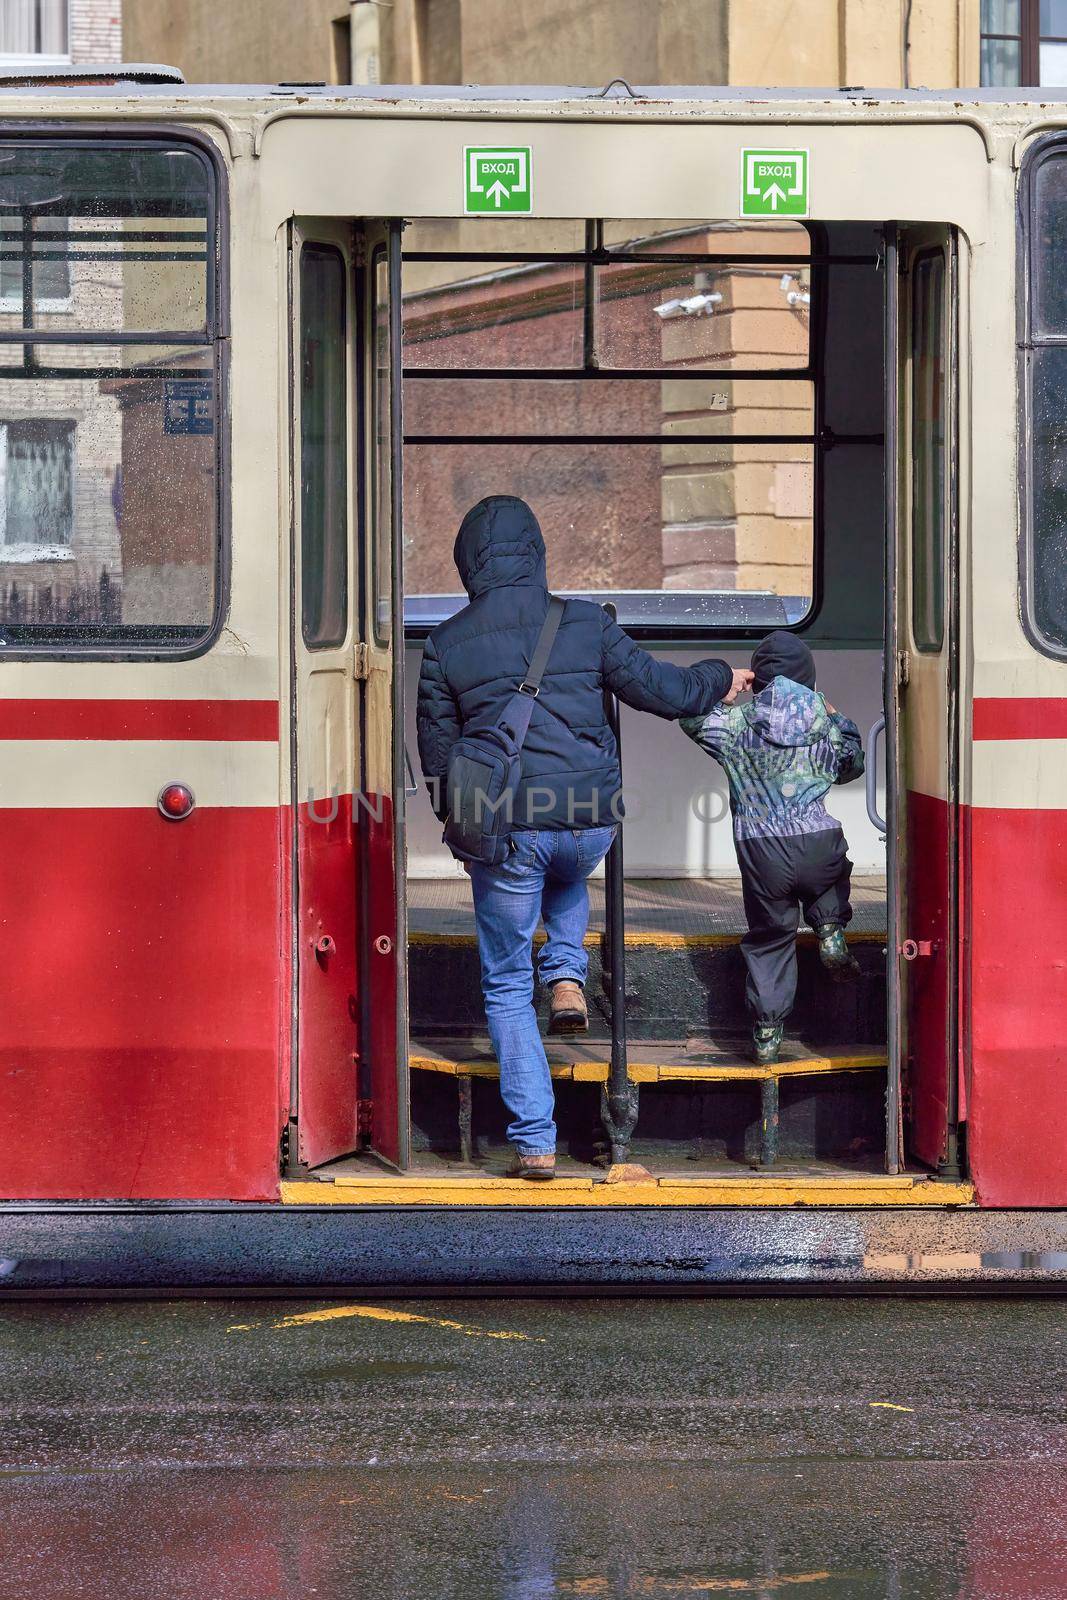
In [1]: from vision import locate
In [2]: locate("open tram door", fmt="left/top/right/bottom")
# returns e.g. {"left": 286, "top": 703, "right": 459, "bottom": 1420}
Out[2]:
{"left": 882, "top": 224, "right": 963, "bottom": 1179}
{"left": 287, "top": 218, "right": 408, "bottom": 1172}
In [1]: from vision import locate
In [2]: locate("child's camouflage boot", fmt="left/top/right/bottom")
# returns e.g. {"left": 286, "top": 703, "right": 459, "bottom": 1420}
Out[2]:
{"left": 815, "top": 922, "right": 861, "bottom": 981}
{"left": 752, "top": 1022, "right": 784, "bottom": 1065}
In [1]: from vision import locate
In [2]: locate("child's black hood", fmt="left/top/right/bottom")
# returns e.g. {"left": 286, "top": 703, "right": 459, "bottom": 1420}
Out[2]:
{"left": 751, "top": 631, "right": 816, "bottom": 693}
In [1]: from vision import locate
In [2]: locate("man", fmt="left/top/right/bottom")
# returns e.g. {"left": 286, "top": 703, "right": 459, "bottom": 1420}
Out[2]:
{"left": 416, "top": 495, "right": 751, "bottom": 1180}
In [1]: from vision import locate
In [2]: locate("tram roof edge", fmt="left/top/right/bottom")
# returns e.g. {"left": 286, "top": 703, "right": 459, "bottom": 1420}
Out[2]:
{"left": 2, "top": 81, "right": 1067, "bottom": 104}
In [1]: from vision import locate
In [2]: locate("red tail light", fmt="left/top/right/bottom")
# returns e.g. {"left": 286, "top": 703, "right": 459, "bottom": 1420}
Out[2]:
{"left": 157, "top": 782, "right": 195, "bottom": 820}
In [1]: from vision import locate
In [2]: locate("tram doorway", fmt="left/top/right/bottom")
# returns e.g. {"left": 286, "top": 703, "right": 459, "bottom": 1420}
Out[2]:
{"left": 289, "top": 213, "right": 962, "bottom": 1192}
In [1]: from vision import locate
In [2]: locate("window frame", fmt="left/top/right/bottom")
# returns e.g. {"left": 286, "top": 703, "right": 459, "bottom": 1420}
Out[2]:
{"left": 399, "top": 218, "right": 881, "bottom": 644}
{"left": 980, "top": 0, "right": 1067, "bottom": 84}
{"left": 0, "top": 124, "right": 229, "bottom": 662}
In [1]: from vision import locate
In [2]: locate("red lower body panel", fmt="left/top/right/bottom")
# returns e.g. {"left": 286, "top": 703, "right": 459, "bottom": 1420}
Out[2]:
{"left": 296, "top": 792, "right": 360, "bottom": 1168}
{"left": 968, "top": 806, "right": 1067, "bottom": 1206}
{"left": 905, "top": 789, "right": 952, "bottom": 1169}
{"left": 0, "top": 806, "right": 286, "bottom": 1201}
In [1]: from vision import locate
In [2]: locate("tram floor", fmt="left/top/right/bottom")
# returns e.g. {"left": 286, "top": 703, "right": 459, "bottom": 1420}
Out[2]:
{"left": 407, "top": 871, "right": 888, "bottom": 940}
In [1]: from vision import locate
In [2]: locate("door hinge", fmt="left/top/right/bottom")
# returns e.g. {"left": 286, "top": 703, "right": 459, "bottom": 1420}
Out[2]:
{"left": 900, "top": 938, "right": 935, "bottom": 961}
{"left": 351, "top": 226, "right": 366, "bottom": 268}
{"left": 357, "top": 1098, "right": 373, "bottom": 1137}
{"left": 353, "top": 641, "right": 369, "bottom": 680}
{"left": 897, "top": 649, "right": 910, "bottom": 690}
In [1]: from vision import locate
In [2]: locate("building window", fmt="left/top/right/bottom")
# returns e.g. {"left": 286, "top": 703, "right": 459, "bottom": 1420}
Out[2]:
{"left": 0, "top": 418, "right": 73, "bottom": 549}
{"left": 980, "top": 0, "right": 1067, "bottom": 87}
{"left": 0, "top": 0, "right": 70, "bottom": 66}
{"left": 0, "top": 217, "right": 70, "bottom": 311}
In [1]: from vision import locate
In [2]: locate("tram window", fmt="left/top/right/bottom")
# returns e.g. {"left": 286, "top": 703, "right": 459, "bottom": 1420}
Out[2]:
{"left": 594, "top": 261, "right": 810, "bottom": 372}
{"left": 404, "top": 441, "right": 814, "bottom": 623}
{"left": 1031, "top": 152, "right": 1067, "bottom": 334}
{"left": 911, "top": 251, "right": 946, "bottom": 653}
{"left": 0, "top": 146, "right": 210, "bottom": 334}
{"left": 1028, "top": 344, "right": 1067, "bottom": 650}
{"left": 406, "top": 376, "right": 816, "bottom": 439}
{"left": 0, "top": 138, "right": 220, "bottom": 652}
{"left": 402, "top": 217, "right": 820, "bottom": 632}
{"left": 402, "top": 218, "right": 585, "bottom": 372}
{"left": 300, "top": 244, "right": 348, "bottom": 650}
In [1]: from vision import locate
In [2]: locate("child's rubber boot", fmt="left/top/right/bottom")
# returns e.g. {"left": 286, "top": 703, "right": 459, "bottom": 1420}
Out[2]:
{"left": 752, "top": 1022, "right": 784, "bottom": 1066}
{"left": 815, "top": 922, "right": 861, "bottom": 981}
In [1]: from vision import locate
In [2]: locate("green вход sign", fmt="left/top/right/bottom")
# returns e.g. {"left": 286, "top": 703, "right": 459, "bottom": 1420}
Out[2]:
{"left": 740, "top": 149, "right": 809, "bottom": 217}
{"left": 464, "top": 147, "right": 533, "bottom": 213}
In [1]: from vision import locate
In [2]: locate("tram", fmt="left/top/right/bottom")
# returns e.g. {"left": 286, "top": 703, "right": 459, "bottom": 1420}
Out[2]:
{"left": 0, "top": 69, "right": 1065, "bottom": 1291}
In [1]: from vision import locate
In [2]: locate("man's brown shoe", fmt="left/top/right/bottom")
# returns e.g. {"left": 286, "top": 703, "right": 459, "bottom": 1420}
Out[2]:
{"left": 548, "top": 980, "right": 588, "bottom": 1035}
{"left": 507, "top": 1152, "right": 556, "bottom": 1181}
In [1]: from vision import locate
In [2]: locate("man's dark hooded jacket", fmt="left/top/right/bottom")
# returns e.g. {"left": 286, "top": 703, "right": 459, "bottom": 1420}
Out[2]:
{"left": 416, "top": 496, "right": 732, "bottom": 830}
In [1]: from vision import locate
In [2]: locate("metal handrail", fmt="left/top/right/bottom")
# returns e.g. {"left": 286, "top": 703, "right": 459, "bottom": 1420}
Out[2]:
{"left": 600, "top": 603, "right": 638, "bottom": 1165}
{"left": 865, "top": 716, "right": 887, "bottom": 837}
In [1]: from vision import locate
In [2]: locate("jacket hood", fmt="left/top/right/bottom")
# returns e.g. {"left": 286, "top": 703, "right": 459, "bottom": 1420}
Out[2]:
{"left": 453, "top": 495, "right": 547, "bottom": 599}
{"left": 743, "top": 676, "right": 830, "bottom": 747}
{"left": 750, "top": 629, "right": 816, "bottom": 692}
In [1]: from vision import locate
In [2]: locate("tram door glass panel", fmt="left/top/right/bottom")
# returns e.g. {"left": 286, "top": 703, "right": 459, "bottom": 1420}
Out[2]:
{"left": 301, "top": 247, "right": 348, "bottom": 649}
{"left": 400, "top": 218, "right": 831, "bottom": 635}
{"left": 292, "top": 228, "right": 363, "bottom": 1170}
{"left": 911, "top": 253, "right": 945, "bottom": 654}
{"left": 373, "top": 252, "right": 392, "bottom": 643}
{"left": 0, "top": 139, "right": 221, "bottom": 652}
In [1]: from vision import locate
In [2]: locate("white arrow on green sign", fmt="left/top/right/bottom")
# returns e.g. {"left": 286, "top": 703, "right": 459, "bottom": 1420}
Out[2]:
{"left": 741, "top": 149, "right": 809, "bottom": 217}
{"left": 464, "top": 147, "right": 533, "bottom": 214}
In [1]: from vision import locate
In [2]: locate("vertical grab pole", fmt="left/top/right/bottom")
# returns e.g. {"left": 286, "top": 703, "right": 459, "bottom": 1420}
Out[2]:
{"left": 600, "top": 602, "right": 637, "bottom": 1166}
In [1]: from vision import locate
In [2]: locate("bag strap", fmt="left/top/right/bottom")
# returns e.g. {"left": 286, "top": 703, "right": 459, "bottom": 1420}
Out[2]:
{"left": 519, "top": 595, "right": 565, "bottom": 699}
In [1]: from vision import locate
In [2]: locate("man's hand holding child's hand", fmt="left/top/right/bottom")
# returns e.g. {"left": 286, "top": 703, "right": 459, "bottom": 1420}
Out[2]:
{"left": 723, "top": 669, "right": 755, "bottom": 704}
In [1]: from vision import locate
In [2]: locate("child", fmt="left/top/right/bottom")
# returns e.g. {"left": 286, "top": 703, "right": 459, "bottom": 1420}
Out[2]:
{"left": 681, "top": 631, "right": 865, "bottom": 1065}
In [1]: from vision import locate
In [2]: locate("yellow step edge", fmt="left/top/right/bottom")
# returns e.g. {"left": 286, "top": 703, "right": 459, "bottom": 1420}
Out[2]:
{"left": 281, "top": 1177, "right": 975, "bottom": 1209}
{"left": 409, "top": 930, "right": 887, "bottom": 950}
{"left": 410, "top": 1052, "right": 888, "bottom": 1084}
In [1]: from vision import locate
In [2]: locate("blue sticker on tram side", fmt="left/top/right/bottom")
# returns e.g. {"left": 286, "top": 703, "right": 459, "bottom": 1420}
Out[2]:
{"left": 163, "top": 378, "right": 214, "bottom": 435}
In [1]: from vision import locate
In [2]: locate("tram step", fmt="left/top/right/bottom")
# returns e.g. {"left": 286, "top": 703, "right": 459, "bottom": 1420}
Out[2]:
{"left": 408, "top": 928, "right": 887, "bottom": 1041}
{"left": 410, "top": 1036, "right": 887, "bottom": 1083}
{"left": 408, "top": 1035, "right": 889, "bottom": 1169}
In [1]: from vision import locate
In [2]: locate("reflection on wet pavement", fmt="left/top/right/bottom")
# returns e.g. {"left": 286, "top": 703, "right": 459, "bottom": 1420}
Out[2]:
{"left": 0, "top": 1296, "right": 1063, "bottom": 1599}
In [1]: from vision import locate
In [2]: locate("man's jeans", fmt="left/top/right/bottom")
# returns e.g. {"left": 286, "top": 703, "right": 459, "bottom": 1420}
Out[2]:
{"left": 469, "top": 825, "right": 617, "bottom": 1155}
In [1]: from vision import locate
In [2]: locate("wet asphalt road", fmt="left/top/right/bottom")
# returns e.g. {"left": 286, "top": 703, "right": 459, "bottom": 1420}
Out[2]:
{"left": 0, "top": 1295, "right": 1064, "bottom": 1599}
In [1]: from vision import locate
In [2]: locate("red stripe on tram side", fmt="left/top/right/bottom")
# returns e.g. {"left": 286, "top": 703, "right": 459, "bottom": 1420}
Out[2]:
{"left": 0, "top": 699, "right": 280, "bottom": 742}
{"left": 972, "top": 698, "right": 1067, "bottom": 741}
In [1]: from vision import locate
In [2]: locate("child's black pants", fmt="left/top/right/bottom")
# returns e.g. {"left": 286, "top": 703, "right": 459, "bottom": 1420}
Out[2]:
{"left": 736, "top": 826, "right": 854, "bottom": 1025}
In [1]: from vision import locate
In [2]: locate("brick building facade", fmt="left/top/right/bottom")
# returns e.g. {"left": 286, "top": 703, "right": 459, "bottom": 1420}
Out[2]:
{"left": 69, "top": 0, "right": 121, "bottom": 67}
